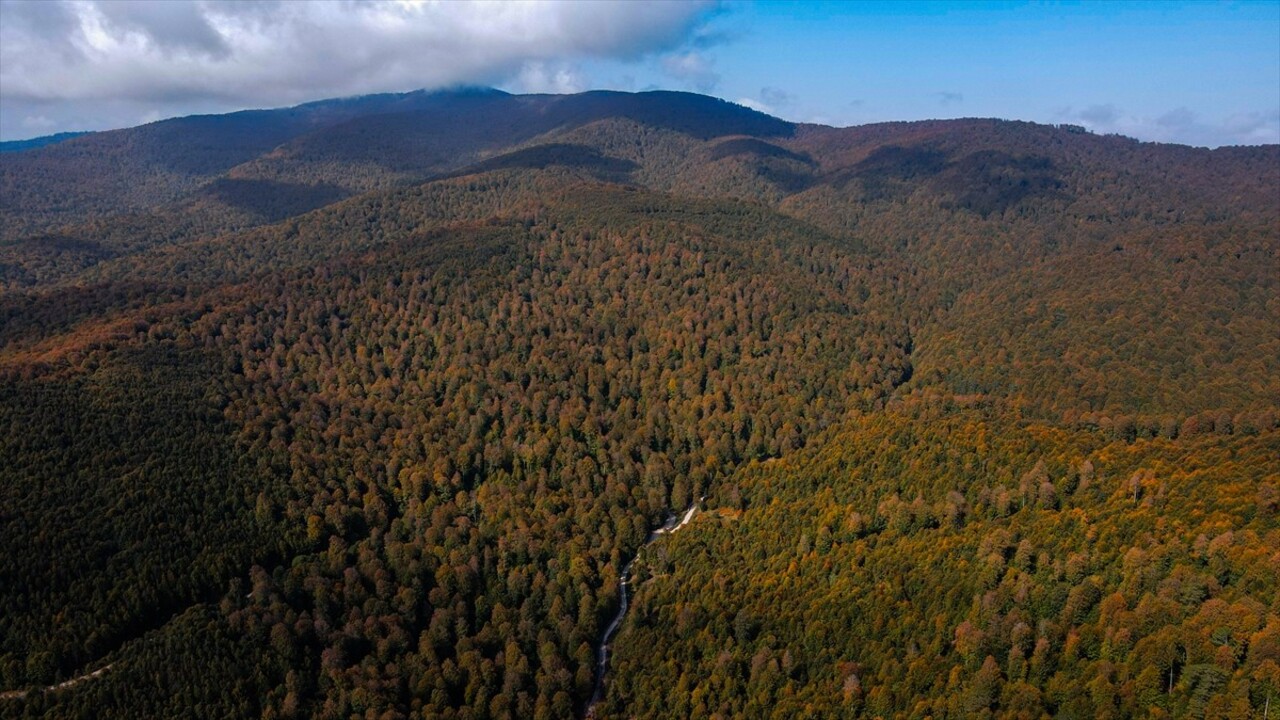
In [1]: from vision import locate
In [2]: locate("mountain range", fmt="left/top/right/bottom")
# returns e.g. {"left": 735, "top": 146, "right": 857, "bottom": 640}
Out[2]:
{"left": 1, "top": 88, "right": 1277, "bottom": 720}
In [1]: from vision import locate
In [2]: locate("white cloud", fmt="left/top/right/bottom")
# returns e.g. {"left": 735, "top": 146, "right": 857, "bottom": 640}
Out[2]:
{"left": 734, "top": 97, "right": 771, "bottom": 114}
{"left": 514, "top": 61, "right": 587, "bottom": 95}
{"left": 734, "top": 86, "right": 797, "bottom": 116}
{"left": 1056, "top": 103, "right": 1280, "bottom": 148}
{"left": 660, "top": 51, "right": 719, "bottom": 92}
{"left": 1077, "top": 103, "right": 1119, "bottom": 125}
{"left": 1221, "top": 109, "right": 1280, "bottom": 146}
{"left": 0, "top": 0, "right": 716, "bottom": 137}
{"left": 1156, "top": 106, "right": 1195, "bottom": 130}
{"left": 21, "top": 114, "right": 56, "bottom": 129}
{"left": 760, "top": 86, "right": 794, "bottom": 109}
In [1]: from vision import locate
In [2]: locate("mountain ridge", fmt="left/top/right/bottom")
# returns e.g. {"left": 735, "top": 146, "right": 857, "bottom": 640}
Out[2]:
{"left": 1, "top": 88, "right": 1276, "bottom": 719}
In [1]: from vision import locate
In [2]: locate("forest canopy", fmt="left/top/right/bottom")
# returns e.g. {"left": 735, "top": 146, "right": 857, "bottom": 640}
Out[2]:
{"left": 1, "top": 89, "right": 1276, "bottom": 719}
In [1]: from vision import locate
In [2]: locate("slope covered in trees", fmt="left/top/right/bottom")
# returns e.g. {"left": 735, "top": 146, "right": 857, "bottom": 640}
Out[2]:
{"left": 0, "top": 90, "right": 1275, "bottom": 719}
{"left": 604, "top": 402, "right": 1279, "bottom": 718}
{"left": 0, "top": 345, "right": 298, "bottom": 688}
{"left": 1, "top": 177, "right": 913, "bottom": 718}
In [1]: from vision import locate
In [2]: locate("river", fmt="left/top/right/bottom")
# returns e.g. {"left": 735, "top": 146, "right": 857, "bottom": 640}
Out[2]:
{"left": 584, "top": 498, "right": 703, "bottom": 718}
{"left": 0, "top": 664, "right": 113, "bottom": 702}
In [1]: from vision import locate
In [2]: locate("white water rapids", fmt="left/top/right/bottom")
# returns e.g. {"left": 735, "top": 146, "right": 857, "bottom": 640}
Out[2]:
{"left": 584, "top": 498, "right": 703, "bottom": 717}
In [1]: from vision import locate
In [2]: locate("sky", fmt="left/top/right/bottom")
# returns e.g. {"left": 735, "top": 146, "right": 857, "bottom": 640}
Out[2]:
{"left": 1, "top": 0, "right": 1277, "bottom": 147}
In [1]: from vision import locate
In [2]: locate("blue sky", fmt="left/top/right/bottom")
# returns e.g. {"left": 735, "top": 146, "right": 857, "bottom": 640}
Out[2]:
{"left": 575, "top": 0, "right": 1280, "bottom": 146}
{"left": 2, "top": 0, "right": 1277, "bottom": 146}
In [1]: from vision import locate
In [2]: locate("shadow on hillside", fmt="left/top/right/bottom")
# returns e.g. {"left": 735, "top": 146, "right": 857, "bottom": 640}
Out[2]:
{"left": 456, "top": 144, "right": 639, "bottom": 182}
{"left": 203, "top": 178, "right": 350, "bottom": 223}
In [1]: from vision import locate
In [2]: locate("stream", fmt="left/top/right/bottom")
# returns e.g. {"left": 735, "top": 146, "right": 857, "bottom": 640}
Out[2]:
{"left": 584, "top": 498, "right": 703, "bottom": 718}
{"left": 0, "top": 664, "right": 113, "bottom": 702}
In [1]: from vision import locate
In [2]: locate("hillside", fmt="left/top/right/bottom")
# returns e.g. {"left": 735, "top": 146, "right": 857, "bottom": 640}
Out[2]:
{"left": 605, "top": 402, "right": 1280, "bottom": 719}
{"left": 0, "top": 89, "right": 1276, "bottom": 719}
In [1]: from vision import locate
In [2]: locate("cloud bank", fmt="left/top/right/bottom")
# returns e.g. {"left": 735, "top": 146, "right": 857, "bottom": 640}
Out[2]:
{"left": 1057, "top": 103, "right": 1280, "bottom": 148}
{"left": 0, "top": 0, "right": 717, "bottom": 138}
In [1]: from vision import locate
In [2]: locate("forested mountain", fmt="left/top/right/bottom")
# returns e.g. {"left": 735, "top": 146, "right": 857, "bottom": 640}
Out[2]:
{"left": 0, "top": 89, "right": 1275, "bottom": 719}
{"left": 0, "top": 133, "right": 93, "bottom": 154}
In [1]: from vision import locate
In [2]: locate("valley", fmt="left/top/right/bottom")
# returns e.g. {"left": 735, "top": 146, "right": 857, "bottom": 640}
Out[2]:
{"left": 0, "top": 88, "right": 1276, "bottom": 719}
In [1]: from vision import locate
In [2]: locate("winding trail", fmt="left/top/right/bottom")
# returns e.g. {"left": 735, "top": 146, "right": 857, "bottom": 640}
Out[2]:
{"left": 0, "top": 664, "right": 114, "bottom": 701}
{"left": 585, "top": 497, "right": 703, "bottom": 718}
